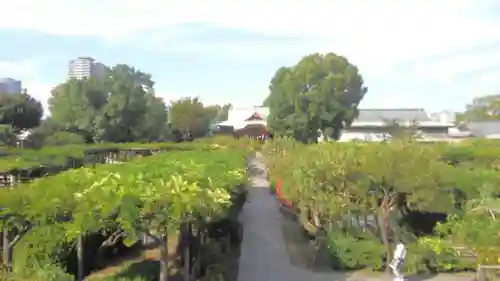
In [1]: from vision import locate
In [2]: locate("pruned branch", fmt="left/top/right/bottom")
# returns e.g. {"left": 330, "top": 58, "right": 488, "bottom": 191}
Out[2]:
{"left": 100, "top": 228, "right": 126, "bottom": 248}
{"left": 142, "top": 229, "right": 163, "bottom": 246}
{"left": 8, "top": 225, "right": 31, "bottom": 248}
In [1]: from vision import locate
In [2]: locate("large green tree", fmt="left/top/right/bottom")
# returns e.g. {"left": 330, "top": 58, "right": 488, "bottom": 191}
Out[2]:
{"left": 169, "top": 97, "right": 213, "bottom": 137}
{"left": 205, "top": 103, "right": 232, "bottom": 123}
{"left": 49, "top": 77, "right": 107, "bottom": 141}
{"left": 0, "top": 91, "right": 43, "bottom": 130}
{"left": 138, "top": 95, "right": 169, "bottom": 141}
{"left": 0, "top": 125, "right": 16, "bottom": 146}
{"left": 95, "top": 65, "right": 150, "bottom": 142}
{"left": 456, "top": 94, "right": 500, "bottom": 122}
{"left": 264, "top": 53, "right": 367, "bottom": 143}
{"left": 48, "top": 64, "right": 168, "bottom": 143}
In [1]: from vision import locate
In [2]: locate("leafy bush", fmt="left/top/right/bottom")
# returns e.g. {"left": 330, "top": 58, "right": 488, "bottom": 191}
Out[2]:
{"left": 0, "top": 263, "right": 74, "bottom": 281}
{"left": 326, "top": 230, "right": 384, "bottom": 270}
{"left": 0, "top": 125, "right": 17, "bottom": 147}
{"left": 405, "top": 237, "right": 474, "bottom": 274}
{"left": 269, "top": 180, "right": 276, "bottom": 194}
{"left": 12, "top": 225, "right": 68, "bottom": 271}
{"left": 44, "top": 132, "right": 85, "bottom": 146}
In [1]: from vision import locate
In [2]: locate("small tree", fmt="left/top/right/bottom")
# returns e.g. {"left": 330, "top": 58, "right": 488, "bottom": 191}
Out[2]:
{"left": 355, "top": 141, "right": 457, "bottom": 271}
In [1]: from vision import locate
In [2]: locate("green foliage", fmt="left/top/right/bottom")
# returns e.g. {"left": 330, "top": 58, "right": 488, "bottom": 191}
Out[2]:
{"left": 1, "top": 263, "right": 75, "bottom": 281}
{"left": 269, "top": 180, "right": 276, "bottom": 194}
{"left": 49, "top": 77, "right": 107, "bottom": 140}
{"left": 404, "top": 237, "right": 472, "bottom": 274}
{"left": 22, "top": 118, "right": 67, "bottom": 148}
{"left": 456, "top": 94, "right": 500, "bottom": 122}
{"left": 44, "top": 132, "right": 86, "bottom": 146}
{"left": 45, "top": 65, "right": 231, "bottom": 143}
{"left": 263, "top": 138, "right": 500, "bottom": 273}
{"left": 0, "top": 125, "right": 17, "bottom": 146}
{"left": 138, "top": 96, "right": 169, "bottom": 141}
{"left": 0, "top": 141, "right": 247, "bottom": 279}
{"left": 0, "top": 141, "right": 197, "bottom": 172}
{"left": 169, "top": 97, "right": 223, "bottom": 137}
{"left": 47, "top": 66, "right": 163, "bottom": 143}
{"left": 0, "top": 91, "right": 43, "bottom": 130}
{"left": 436, "top": 211, "right": 500, "bottom": 265}
{"left": 327, "top": 229, "right": 384, "bottom": 270}
{"left": 12, "top": 225, "right": 69, "bottom": 271}
{"left": 265, "top": 53, "right": 367, "bottom": 143}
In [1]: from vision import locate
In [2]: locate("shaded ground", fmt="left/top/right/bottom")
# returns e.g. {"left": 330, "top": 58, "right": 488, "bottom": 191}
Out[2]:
{"left": 225, "top": 244, "right": 242, "bottom": 281}
{"left": 236, "top": 153, "right": 475, "bottom": 281}
{"left": 86, "top": 237, "right": 182, "bottom": 281}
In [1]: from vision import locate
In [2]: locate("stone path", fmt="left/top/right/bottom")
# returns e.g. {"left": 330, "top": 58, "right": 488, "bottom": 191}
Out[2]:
{"left": 236, "top": 153, "right": 474, "bottom": 281}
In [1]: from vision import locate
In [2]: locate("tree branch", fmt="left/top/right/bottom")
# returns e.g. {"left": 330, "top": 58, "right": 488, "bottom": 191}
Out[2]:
{"left": 100, "top": 228, "right": 126, "bottom": 248}
{"left": 142, "top": 229, "right": 162, "bottom": 246}
{"left": 8, "top": 226, "right": 31, "bottom": 249}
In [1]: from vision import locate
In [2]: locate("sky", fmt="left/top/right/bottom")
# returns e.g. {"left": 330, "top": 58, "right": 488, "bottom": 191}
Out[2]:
{"left": 1, "top": 0, "right": 500, "bottom": 116}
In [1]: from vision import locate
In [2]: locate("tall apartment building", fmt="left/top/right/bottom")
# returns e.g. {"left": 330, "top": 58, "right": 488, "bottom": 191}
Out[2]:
{"left": 67, "top": 57, "right": 106, "bottom": 80}
{"left": 0, "top": 78, "right": 22, "bottom": 94}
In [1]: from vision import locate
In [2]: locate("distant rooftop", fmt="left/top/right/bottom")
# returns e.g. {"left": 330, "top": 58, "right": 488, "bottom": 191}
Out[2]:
{"left": 355, "top": 108, "right": 431, "bottom": 122}
{"left": 0, "top": 78, "right": 19, "bottom": 83}
{"left": 69, "top": 56, "right": 96, "bottom": 62}
{"left": 228, "top": 106, "right": 269, "bottom": 121}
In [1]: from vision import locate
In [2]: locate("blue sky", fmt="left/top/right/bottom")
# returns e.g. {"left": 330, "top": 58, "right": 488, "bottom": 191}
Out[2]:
{"left": 1, "top": 0, "right": 500, "bottom": 116}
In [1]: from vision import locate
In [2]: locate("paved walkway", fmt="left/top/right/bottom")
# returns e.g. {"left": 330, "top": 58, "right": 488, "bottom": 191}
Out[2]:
{"left": 236, "top": 153, "right": 474, "bottom": 281}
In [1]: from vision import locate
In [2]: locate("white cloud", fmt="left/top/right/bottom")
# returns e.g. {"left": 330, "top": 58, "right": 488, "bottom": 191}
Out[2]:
{"left": 3, "top": 0, "right": 500, "bottom": 111}
{"left": 479, "top": 72, "right": 500, "bottom": 87}
{"left": 397, "top": 49, "right": 500, "bottom": 87}
{"left": 2, "top": 0, "right": 500, "bottom": 63}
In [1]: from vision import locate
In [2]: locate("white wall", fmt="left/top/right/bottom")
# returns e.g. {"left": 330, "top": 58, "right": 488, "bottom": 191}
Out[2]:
{"left": 338, "top": 131, "right": 386, "bottom": 142}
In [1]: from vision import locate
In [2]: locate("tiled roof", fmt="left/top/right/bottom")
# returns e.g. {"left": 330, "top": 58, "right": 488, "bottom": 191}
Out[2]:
{"left": 355, "top": 108, "right": 431, "bottom": 122}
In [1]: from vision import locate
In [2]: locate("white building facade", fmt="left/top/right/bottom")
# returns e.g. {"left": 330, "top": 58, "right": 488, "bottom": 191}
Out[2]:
{"left": 68, "top": 57, "right": 106, "bottom": 80}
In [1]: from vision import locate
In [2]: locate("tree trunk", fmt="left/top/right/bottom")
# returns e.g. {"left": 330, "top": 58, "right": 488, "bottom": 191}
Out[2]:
{"left": 77, "top": 234, "right": 84, "bottom": 281}
{"left": 2, "top": 229, "right": 11, "bottom": 270}
{"left": 195, "top": 229, "right": 204, "bottom": 276}
{"left": 182, "top": 224, "right": 191, "bottom": 281}
{"left": 376, "top": 207, "right": 392, "bottom": 272}
{"left": 159, "top": 234, "right": 169, "bottom": 281}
